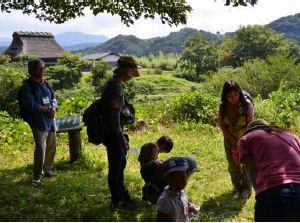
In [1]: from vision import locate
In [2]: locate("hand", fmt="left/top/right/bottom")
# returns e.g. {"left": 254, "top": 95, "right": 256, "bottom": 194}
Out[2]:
{"left": 48, "top": 107, "right": 56, "bottom": 119}
{"left": 121, "top": 136, "right": 129, "bottom": 151}
{"left": 188, "top": 202, "right": 200, "bottom": 213}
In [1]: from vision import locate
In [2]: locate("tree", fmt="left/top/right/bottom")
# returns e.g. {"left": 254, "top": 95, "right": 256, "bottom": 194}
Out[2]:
{"left": 179, "top": 33, "right": 219, "bottom": 75}
{"left": 219, "top": 25, "right": 300, "bottom": 67}
{"left": 0, "top": 0, "right": 258, "bottom": 26}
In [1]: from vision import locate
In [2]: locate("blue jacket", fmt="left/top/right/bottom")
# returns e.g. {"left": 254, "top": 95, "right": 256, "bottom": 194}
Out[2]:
{"left": 18, "top": 78, "right": 58, "bottom": 131}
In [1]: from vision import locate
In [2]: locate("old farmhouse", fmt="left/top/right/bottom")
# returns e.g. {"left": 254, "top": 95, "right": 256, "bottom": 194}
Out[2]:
{"left": 3, "top": 31, "right": 64, "bottom": 65}
{"left": 81, "top": 52, "right": 120, "bottom": 67}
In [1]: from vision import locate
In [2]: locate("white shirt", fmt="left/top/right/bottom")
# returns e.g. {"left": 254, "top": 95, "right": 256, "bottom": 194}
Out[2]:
{"left": 156, "top": 186, "right": 189, "bottom": 222}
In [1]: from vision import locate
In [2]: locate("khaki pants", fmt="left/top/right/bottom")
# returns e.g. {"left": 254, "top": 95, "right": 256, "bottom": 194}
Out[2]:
{"left": 224, "top": 140, "right": 251, "bottom": 192}
{"left": 32, "top": 128, "right": 56, "bottom": 178}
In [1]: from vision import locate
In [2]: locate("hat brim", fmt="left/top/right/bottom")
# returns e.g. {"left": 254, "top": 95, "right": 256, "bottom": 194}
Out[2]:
{"left": 163, "top": 166, "right": 188, "bottom": 177}
{"left": 190, "top": 167, "right": 200, "bottom": 173}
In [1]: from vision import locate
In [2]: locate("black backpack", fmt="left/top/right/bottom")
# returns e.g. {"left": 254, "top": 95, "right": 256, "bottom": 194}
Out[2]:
{"left": 82, "top": 99, "right": 104, "bottom": 145}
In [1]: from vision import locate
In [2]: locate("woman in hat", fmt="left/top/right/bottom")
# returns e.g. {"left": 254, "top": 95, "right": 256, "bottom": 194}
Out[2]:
{"left": 101, "top": 56, "right": 139, "bottom": 209}
{"left": 238, "top": 120, "right": 300, "bottom": 221}
{"left": 217, "top": 81, "right": 253, "bottom": 198}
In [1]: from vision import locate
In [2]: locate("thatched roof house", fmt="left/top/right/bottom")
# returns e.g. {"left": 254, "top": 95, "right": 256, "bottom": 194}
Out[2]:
{"left": 4, "top": 31, "right": 64, "bottom": 65}
{"left": 81, "top": 52, "right": 120, "bottom": 67}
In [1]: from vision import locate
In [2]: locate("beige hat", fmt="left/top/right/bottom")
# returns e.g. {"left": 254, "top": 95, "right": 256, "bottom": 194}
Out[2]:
{"left": 243, "top": 119, "right": 274, "bottom": 135}
{"left": 114, "top": 56, "right": 140, "bottom": 77}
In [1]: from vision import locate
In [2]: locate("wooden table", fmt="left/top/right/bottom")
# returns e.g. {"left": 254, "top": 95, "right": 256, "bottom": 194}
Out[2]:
{"left": 56, "top": 116, "right": 82, "bottom": 163}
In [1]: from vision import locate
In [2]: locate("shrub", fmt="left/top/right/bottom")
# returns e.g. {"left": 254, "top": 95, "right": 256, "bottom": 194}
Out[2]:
{"left": 91, "top": 61, "right": 111, "bottom": 95}
{"left": 255, "top": 90, "right": 300, "bottom": 132}
{"left": 56, "top": 51, "right": 92, "bottom": 71}
{"left": 0, "top": 65, "right": 27, "bottom": 116}
{"left": 45, "top": 65, "right": 82, "bottom": 90}
{"left": 163, "top": 90, "right": 219, "bottom": 125}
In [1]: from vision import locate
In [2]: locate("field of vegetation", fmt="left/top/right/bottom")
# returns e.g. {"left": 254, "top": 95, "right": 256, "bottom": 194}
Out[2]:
{"left": 0, "top": 25, "right": 300, "bottom": 221}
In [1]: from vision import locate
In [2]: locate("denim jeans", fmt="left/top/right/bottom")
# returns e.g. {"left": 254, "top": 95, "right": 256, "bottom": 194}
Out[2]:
{"left": 104, "top": 139, "right": 127, "bottom": 203}
{"left": 255, "top": 183, "right": 300, "bottom": 221}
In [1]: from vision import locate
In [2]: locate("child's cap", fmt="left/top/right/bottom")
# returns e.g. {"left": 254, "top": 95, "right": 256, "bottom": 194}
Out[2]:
{"left": 183, "top": 157, "right": 200, "bottom": 173}
{"left": 161, "top": 157, "right": 189, "bottom": 178}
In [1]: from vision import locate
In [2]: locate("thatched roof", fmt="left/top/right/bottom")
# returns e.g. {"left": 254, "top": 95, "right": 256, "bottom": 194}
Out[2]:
{"left": 4, "top": 31, "right": 64, "bottom": 63}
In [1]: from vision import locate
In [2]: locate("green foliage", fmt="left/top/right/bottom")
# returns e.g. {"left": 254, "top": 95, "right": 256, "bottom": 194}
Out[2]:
{"left": 135, "top": 52, "right": 179, "bottom": 71}
{"left": 180, "top": 33, "right": 219, "bottom": 76}
{"left": 90, "top": 61, "right": 111, "bottom": 96}
{"left": 45, "top": 65, "right": 82, "bottom": 91}
{"left": 0, "top": 0, "right": 192, "bottom": 26}
{"left": 255, "top": 90, "right": 300, "bottom": 133}
{"left": 202, "top": 54, "right": 300, "bottom": 99}
{"left": 19, "top": 55, "right": 38, "bottom": 63}
{"left": 56, "top": 51, "right": 92, "bottom": 71}
{"left": 164, "top": 90, "right": 219, "bottom": 125}
{"left": 0, "top": 65, "right": 27, "bottom": 116}
{"left": 219, "top": 25, "right": 300, "bottom": 67}
{"left": 0, "top": 55, "right": 11, "bottom": 64}
{"left": 174, "top": 68, "right": 202, "bottom": 82}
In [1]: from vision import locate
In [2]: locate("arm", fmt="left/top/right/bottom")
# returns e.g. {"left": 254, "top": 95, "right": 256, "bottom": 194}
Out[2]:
{"left": 217, "top": 103, "right": 238, "bottom": 146}
{"left": 109, "top": 84, "right": 128, "bottom": 150}
{"left": 241, "top": 155, "right": 256, "bottom": 190}
{"left": 246, "top": 102, "right": 254, "bottom": 124}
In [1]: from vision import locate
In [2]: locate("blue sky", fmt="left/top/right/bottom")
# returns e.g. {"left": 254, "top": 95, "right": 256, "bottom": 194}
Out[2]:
{"left": 1, "top": 0, "right": 300, "bottom": 39}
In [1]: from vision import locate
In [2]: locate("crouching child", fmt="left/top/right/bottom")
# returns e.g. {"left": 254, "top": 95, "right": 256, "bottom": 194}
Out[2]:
{"left": 156, "top": 157, "right": 200, "bottom": 222}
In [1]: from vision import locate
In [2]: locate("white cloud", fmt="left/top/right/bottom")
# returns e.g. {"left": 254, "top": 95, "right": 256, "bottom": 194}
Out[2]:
{"left": 0, "top": 0, "right": 300, "bottom": 39}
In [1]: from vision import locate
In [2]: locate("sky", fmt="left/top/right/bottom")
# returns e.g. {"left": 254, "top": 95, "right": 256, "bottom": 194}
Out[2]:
{"left": 0, "top": 0, "right": 300, "bottom": 39}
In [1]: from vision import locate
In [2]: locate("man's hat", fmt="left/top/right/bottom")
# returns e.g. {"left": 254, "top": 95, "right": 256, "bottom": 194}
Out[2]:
{"left": 243, "top": 119, "right": 272, "bottom": 135}
{"left": 183, "top": 157, "right": 200, "bottom": 173}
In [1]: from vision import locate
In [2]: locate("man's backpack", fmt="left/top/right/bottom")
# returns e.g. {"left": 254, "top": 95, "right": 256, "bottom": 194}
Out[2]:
{"left": 82, "top": 99, "right": 104, "bottom": 145}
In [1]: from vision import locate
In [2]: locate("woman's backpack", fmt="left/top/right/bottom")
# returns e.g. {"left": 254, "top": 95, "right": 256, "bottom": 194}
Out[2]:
{"left": 82, "top": 99, "right": 104, "bottom": 145}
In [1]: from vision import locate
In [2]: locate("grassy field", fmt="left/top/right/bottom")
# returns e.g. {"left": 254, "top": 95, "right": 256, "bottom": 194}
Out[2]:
{"left": 0, "top": 124, "right": 255, "bottom": 221}
{"left": 0, "top": 70, "right": 256, "bottom": 221}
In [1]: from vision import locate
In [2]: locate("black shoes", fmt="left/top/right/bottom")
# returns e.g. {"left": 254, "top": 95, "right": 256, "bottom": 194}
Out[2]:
{"left": 44, "top": 171, "right": 57, "bottom": 178}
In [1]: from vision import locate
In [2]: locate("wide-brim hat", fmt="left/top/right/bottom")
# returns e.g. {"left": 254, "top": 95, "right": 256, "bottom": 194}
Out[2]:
{"left": 114, "top": 56, "right": 140, "bottom": 77}
{"left": 243, "top": 119, "right": 273, "bottom": 135}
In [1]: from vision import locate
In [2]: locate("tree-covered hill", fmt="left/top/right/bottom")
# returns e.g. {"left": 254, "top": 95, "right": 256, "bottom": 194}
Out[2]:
{"left": 77, "top": 28, "right": 222, "bottom": 56}
{"left": 269, "top": 13, "right": 300, "bottom": 45}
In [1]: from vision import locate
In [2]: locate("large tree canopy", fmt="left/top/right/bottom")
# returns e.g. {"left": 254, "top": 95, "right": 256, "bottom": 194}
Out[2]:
{"left": 0, "top": 0, "right": 258, "bottom": 26}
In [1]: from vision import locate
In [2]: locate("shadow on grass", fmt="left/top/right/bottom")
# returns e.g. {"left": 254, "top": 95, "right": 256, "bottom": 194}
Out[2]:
{"left": 0, "top": 157, "right": 155, "bottom": 221}
{"left": 199, "top": 191, "right": 248, "bottom": 221}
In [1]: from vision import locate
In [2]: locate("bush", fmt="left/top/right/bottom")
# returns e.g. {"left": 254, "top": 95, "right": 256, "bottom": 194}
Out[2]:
{"left": 56, "top": 51, "right": 92, "bottom": 71}
{"left": 163, "top": 90, "right": 219, "bottom": 125}
{"left": 91, "top": 61, "right": 111, "bottom": 95}
{"left": 202, "top": 54, "right": 300, "bottom": 99}
{"left": 0, "top": 65, "right": 27, "bottom": 116}
{"left": 255, "top": 90, "right": 300, "bottom": 132}
{"left": 45, "top": 65, "right": 82, "bottom": 90}
{"left": 174, "top": 68, "right": 202, "bottom": 82}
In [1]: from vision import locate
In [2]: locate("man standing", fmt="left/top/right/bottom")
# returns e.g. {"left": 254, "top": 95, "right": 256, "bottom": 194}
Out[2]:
{"left": 18, "top": 59, "right": 58, "bottom": 185}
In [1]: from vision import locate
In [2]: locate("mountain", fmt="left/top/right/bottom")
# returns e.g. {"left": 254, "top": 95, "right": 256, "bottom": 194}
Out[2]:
{"left": 78, "top": 28, "right": 222, "bottom": 56}
{"left": 63, "top": 42, "right": 102, "bottom": 51}
{"left": 54, "top": 32, "right": 109, "bottom": 48}
{"left": 269, "top": 13, "right": 300, "bottom": 45}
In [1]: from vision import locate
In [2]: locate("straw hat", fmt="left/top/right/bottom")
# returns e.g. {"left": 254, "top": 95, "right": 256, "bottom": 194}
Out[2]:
{"left": 114, "top": 56, "right": 140, "bottom": 77}
{"left": 243, "top": 119, "right": 273, "bottom": 135}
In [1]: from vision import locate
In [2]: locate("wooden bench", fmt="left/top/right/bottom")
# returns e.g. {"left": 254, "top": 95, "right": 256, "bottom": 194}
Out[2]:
{"left": 56, "top": 116, "right": 82, "bottom": 163}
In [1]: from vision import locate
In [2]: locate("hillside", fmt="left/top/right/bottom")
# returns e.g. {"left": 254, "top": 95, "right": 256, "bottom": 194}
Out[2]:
{"left": 269, "top": 13, "right": 300, "bottom": 45}
{"left": 78, "top": 28, "right": 222, "bottom": 56}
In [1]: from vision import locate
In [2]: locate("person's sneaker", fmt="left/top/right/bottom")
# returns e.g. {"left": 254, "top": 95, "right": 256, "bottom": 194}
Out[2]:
{"left": 32, "top": 177, "right": 42, "bottom": 185}
{"left": 44, "top": 171, "right": 56, "bottom": 178}
{"left": 240, "top": 189, "right": 251, "bottom": 199}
